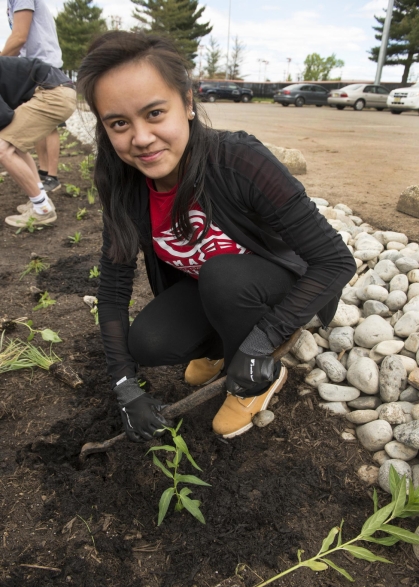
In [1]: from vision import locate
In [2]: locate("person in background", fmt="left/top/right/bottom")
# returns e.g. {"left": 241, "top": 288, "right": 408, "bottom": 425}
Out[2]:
{"left": 2, "top": 0, "right": 65, "bottom": 192}
{"left": 0, "top": 56, "right": 76, "bottom": 227}
{"left": 77, "top": 31, "right": 356, "bottom": 442}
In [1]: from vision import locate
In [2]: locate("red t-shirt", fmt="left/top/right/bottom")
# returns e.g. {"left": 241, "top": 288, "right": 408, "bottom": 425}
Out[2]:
{"left": 147, "top": 178, "right": 251, "bottom": 279}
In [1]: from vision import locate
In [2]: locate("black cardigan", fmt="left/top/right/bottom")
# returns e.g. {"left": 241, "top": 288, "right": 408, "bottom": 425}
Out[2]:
{"left": 98, "top": 131, "right": 357, "bottom": 386}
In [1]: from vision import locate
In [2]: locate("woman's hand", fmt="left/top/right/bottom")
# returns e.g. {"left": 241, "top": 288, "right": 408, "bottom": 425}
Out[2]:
{"left": 114, "top": 378, "right": 172, "bottom": 441}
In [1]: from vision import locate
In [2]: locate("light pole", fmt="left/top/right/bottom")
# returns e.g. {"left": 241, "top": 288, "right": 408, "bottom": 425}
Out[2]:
{"left": 225, "top": 0, "right": 232, "bottom": 79}
{"left": 374, "top": 0, "right": 394, "bottom": 85}
{"left": 262, "top": 59, "right": 269, "bottom": 82}
{"left": 286, "top": 57, "right": 292, "bottom": 81}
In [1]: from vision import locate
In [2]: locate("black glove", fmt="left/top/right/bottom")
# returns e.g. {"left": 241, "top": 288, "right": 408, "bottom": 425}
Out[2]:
{"left": 114, "top": 377, "right": 172, "bottom": 442}
{"left": 226, "top": 349, "right": 275, "bottom": 397}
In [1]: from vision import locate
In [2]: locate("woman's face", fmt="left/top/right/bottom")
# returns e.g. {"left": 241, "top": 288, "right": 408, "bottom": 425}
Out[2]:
{"left": 94, "top": 60, "right": 194, "bottom": 192}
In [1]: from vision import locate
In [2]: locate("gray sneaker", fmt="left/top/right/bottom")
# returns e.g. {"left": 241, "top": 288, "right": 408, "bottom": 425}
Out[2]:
{"left": 5, "top": 207, "right": 57, "bottom": 227}
{"left": 16, "top": 197, "right": 55, "bottom": 214}
{"left": 43, "top": 176, "right": 61, "bottom": 192}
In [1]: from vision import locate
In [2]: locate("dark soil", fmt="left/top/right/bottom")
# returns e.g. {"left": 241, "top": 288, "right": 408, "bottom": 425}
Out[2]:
{"left": 0, "top": 133, "right": 418, "bottom": 587}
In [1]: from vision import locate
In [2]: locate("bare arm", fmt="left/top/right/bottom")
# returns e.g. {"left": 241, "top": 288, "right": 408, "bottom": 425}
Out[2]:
{"left": 1, "top": 10, "right": 33, "bottom": 56}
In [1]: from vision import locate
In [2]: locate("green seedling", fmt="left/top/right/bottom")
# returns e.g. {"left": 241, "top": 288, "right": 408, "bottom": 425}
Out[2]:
{"left": 15, "top": 215, "right": 45, "bottom": 234}
{"left": 89, "top": 266, "right": 100, "bottom": 279}
{"left": 87, "top": 183, "right": 97, "bottom": 205}
{"left": 0, "top": 176, "right": 4, "bottom": 183}
{"left": 252, "top": 466, "right": 419, "bottom": 586}
{"left": 12, "top": 317, "right": 62, "bottom": 343}
{"left": 79, "top": 155, "right": 95, "bottom": 180}
{"left": 0, "top": 334, "right": 59, "bottom": 374}
{"left": 148, "top": 420, "right": 211, "bottom": 526}
{"left": 88, "top": 298, "right": 99, "bottom": 325}
{"left": 76, "top": 207, "right": 87, "bottom": 220}
{"left": 68, "top": 231, "right": 82, "bottom": 245}
{"left": 58, "top": 162, "right": 72, "bottom": 172}
{"left": 65, "top": 141, "right": 78, "bottom": 149}
{"left": 33, "top": 291, "right": 56, "bottom": 311}
{"left": 20, "top": 257, "right": 49, "bottom": 279}
{"left": 65, "top": 183, "right": 81, "bottom": 197}
{"left": 59, "top": 130, "right": 70, "bottom": 144}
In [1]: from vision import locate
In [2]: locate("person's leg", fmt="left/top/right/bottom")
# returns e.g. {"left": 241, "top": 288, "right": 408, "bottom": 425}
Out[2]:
{"left": 44, "top": 129, "right": 60, "bottom": 177}
{"left": 128, "top": 277, "right": 223, "bottom": 367}
{"left": 0, "top": 139, "right": 41, "bottom": 197}
{"left": 35, "top": 137, "right": 49, "bottom": 176}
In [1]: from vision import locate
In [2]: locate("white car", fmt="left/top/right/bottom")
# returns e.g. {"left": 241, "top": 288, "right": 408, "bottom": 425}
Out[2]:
{"left": 387, "top": 82, "right": 419, "bottom": 114}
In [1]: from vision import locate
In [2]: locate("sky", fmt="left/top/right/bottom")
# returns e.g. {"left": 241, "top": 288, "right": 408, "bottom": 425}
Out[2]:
{"left": 0, "top": 0, "right": 415, "bottom": 83}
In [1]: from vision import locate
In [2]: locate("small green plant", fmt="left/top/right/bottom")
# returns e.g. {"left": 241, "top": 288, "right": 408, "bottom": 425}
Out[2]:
{"left": 76, "top": 207, "right": 87, "bottom": 220}
{"left": 87, "top": 183, "right": 97, "bottom": 205}
{"left": 68, "top": 231, "right": 82, "bottom": 245}
{"left": 58, "top": 162, "right": 72, "bottom": 172}
{"left": 79, "top": 155, "right": 95, "bottom": 180}
{"left": 12, "top": 317, "right": 62, "bottom": 344}
{"left": 59, "top": 130, "right": 70, "bottom": 144}
{"left": 65, "top": 141, "right": 78, "bottom": 150}
{"left": 148, "top": 420, "right": 211, "bottom": 526}
{"left": 33, "top": 291, "right": 56, "bottom": 311}
{"left": 0, "top": 176, "right": 4, "bottom": 183}
{"left": 89, "top": 266, "right": 100, "bottom": 279}
{"left": 65, "top": 183, "right": 81, "bottom": 197}
{"left": 252, "top": 466, "right": 419, "bottom": 586}
{"left": 15, "top": 216, "right": 45, "bottom": 234}
{"left": 0, "top": 334, "right": 59, "bottom": 374}
{"left": 20, "top": 257, "right": 49, "bottom": 279}
{"left": 88, "top": 298, "right": 99, "bottom": 325}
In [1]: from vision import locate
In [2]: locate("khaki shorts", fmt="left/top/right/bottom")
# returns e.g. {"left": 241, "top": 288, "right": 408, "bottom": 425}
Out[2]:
{"left": 0, "top": 86, "right": 77, "bottom": 152}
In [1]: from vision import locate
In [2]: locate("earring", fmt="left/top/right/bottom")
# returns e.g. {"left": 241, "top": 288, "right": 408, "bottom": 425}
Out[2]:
{"left": 190, "top": 110, "right": 196, "bottom": 119}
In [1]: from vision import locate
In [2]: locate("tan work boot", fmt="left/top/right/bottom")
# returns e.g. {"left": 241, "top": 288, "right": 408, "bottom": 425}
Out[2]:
{"left": 212, "top": 364, "right": 288, "bottom": 438}
{"left": 185, "top": 358, "right": 224, "bottom": 386}
{"left": 5, "top": 207, "right": 57, "bottom": 227}
{"left": 17, "top": 197, "right": 56, "bottom": 214}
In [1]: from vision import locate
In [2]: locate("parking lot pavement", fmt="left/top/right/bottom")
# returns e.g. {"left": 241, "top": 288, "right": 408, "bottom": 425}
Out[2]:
{"left": 202, "top": 102, "right": 419, "bottom": 239}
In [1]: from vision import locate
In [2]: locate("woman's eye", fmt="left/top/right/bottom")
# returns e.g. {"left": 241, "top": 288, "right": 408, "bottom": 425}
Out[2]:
{"left": 149, "top": 110, "right": 162, "bottom": 119}
{"left": 110, "top": 120, "right": 126, "bottom": 129}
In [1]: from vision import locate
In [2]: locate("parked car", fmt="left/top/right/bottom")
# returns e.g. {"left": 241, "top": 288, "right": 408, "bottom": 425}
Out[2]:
{"left": 387, "top": 82, "right": 419, "bottom": 114}
{"left": 273, "top": 84, "right": 329, "bottom": 107}
{"left": 197, "top": 81, "right": 253, "bottom": 103}
{"left": 327, "top": 84, "right": 390, "bottom": 111}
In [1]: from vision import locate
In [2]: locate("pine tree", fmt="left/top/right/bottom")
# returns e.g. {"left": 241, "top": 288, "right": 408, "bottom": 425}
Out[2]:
{"left": 55, "top": 0, "right": 107, "bottom": 73}
{"left": 205, "top": 36, "right": 222, "bottom": 78}
{"left": 369, "top": 0, "right": 419, "bottom": 84}
{"left": 131, "top": 0, "right": 212, "bottom": 67}
{"left": 227, "top": 36, "right": 245, "bottom": 80}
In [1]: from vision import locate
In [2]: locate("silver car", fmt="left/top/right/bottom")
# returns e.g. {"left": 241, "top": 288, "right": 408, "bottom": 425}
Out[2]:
{"left": 327, "top": 84, "right": 390, "bottom": 111}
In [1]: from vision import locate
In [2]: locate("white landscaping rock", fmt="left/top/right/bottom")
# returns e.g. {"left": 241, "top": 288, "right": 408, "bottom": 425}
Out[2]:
{"left": 356, "top": 269, "right": 386, "bottom": 289}
{"left": 328, "top": 327, "right": 354, "bottom": 352}
{"left": 305, "top": 368, "right": 328, "bottom": 388}
{"left": 413, "top": 465, "right": 419, "bottom": 489}
{"left": 393, "top": 421, "right": 419, "bottom": 449}
{"left": 318, "top": 383, "right": 360, "bottom": 402}
{"left": 319, "top": 401, "right": 350, "bottom": 415}
{"left": 396, "top": 257, "right": 419, "bottom": 273}
{"left": 399, "top": 355, "right": 417, "bottom": 374}
{"left": 330, "top": 302, "right": 360, "bottom": 327}
{"left": 382, "top": 231, "right": 408, "bottom": 246}
{"left": 379, "top": 355, "right": 407, "bottom": 402}
{"left": 354, "top": 315, "right": 394, "bottom": 349}
{"left": 403, "top": 295, "right": 419, "bottom": 314}
{"left": 394, "top": 311, "right": 419, "bottom": 337}
{"left": 408, "top": 269, "right": 419, "bottom": 283}
{"left": 373, "top": 450, "right": 391, "bottom": 465}
{"left": 374, "top": 260, "right": 399, "bottom": 282}
{"left": 313, "top": 333, "right": 330, "bottom": 349}
{"left": 372, "top": 340, "right": 405, "bottom": 356}
{"left": 290, "top": 330, "right": 318, "bottom": 362}
{"left": 356, "top": 420, "right": 393, "bottom": 451}
{"left": 363, "top": 300, "right": 390, "bottom": 317}
{"left": 384, "top": 440, "right": 418, "bottom": 461}
{"left": 348, "top": 396, "right": 381, "bottom": 409}
{"left": 412, "top": 405, "right": 419, "bottom": 420}
{"left": 390, "top": 274, "right": 409, "bottom": 293}
{"left": 346, "top": 410, "right": 378, "bottom": 424}
{"left": 346, "top": 357, "right": 379, "bottom": 394}
{"left": 400, "top": 386, "right": 419, "bottom": 402}
{"left": 316, "top": 353, "right": 347, "bottom": 382}
{"left": 253, "top": 410, "right": 275, "bottom": 427}
{"left": 378, "top": 459, "right": 412, "bottom": 493}
{"left": 408, "top": 283, "right": 419, "bottom": 300}
{"left": 357, "top": 465, "right": 379, "bottom": 485}
{"left": 347, "top": 347, "right": 370, "bottom": 369}
{"left": 385, "top": 290, "right": 407, "bottom": 311}
{"left": 379, "top": 402, "right": 412, "bottom": 425}
{"left": 405, "top": 333, "right": 419, "bottom": 353}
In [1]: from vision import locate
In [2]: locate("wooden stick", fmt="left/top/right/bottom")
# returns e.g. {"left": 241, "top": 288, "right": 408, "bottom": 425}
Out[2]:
{"left": 79, "top": 328, "right": 302, "bottom": 459}
{"left": 20, "top": 564, "right": 61, "bottom": 572}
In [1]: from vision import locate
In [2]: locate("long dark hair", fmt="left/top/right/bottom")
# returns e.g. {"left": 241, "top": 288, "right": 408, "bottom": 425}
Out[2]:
{"left": 77, "top": 31, "right": 217, "bottom": 263}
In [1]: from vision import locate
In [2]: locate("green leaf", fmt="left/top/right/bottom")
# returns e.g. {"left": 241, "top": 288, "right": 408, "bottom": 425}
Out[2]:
{"left": 389, "top": 465, "right": 402, "bottom": 499}
{"left": 175, "top": 418, "right": 183, "bottom": 434}
{"left": 27, "top": 331, "right": 35, "bottom": 342}
{"left": 361, "top": 502, "right": 395, "bottom": 537}
{"left": 166, "top": 460, "right": 176, "bottom": 469}
{"left": 179, "top": 487, "right": 192, "bottom": 497}
{"left": 380, "top": 524, "right": 419, "bottom": 544}
{"left": 302, "top": 560, "right": 328, "bottom": 571}
{"left": 174, "top": 435, "right": 202, "bottom": 470}
{"left": 398, "top": 505, "right": 419, "bottom": 518}
{"left": 157, "top": 487, "right": 175, "bottom": 526}
{"left": 373, "top": 488, "right": 378, "bottom": 514}
{"left": 393, "top": 474, "right": 407, "bottom": 518}
{"left": 174, "top": 501, "right": 184, "bottom": 512}
{"left": 297, "top": 549, "right": 303, "bottom": 563}
{"left": 147, "top": 445, "right": 176, "bottom": 453}
{"left": 408, "top": 480, "right": 419, "bottom": 507}
{"left": 27, "top": 320, "right": 33, "bottom": 327}
{"left": 343, "top": 545, "right": 392, "bottom": 564}
{"left": 152, "top": 454, "right": 173, "bottom": 480}
{"left": 41, "top": 329, "right": 62, "bottom": 343}
{"left": 322, "top": 558, "right": 354, "bottom": 582}
{"left": 175, "top": 474, "right": 211, "bottom": 487}
{"left": 319, "top": 526, "right": 340, "bottom": 553}
{"left": 337, "top": 520, "right": 344, "bottom": 547}
{"left": 179, "top": 493, "right": 206, "bottom": 524}
{"left": 364, "top": 535, "right": 400, "bottom": 546}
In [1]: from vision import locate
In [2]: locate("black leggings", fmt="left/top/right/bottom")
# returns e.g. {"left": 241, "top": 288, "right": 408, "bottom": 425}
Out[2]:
{"left": 128, "top": 254, "right": 297, "bottom": 370}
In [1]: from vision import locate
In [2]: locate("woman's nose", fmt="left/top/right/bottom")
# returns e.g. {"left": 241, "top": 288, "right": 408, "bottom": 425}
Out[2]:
{"left": 131, "top": 122, "right": 154, "bottom": 148}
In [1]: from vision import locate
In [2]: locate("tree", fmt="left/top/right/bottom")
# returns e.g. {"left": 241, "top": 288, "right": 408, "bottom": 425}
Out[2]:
{"left": 302, "top": 53, "right": 344, "bottom": 81}
{"left": 205, "top": 36, "right": 222, "bottom": 78}
{"left": 227, "top": 35, "right": 245, "bottom": 79}
{"left": 369, "top": 0, "right": 419, "bottom": 84}
{"left": 55, "top": 0, "right": 107, "bottom": 73}
{"left": 131, "top": 0, "right": 212, "bottom": 67}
